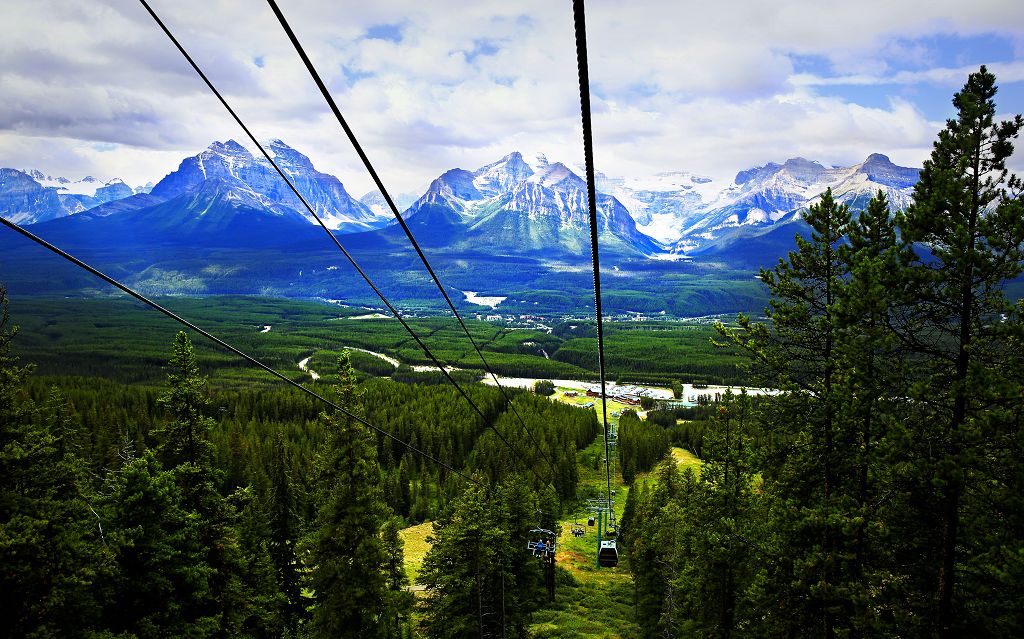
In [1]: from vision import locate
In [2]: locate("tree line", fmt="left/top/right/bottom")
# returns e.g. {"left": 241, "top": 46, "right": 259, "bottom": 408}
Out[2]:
{"left": 621, "top": 66, "right": 1024, "bottom": 637}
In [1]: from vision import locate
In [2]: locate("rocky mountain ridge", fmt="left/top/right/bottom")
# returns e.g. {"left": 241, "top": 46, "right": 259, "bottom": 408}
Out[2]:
{"left": 1, "top": 141, "right": 921, "bottom": 259}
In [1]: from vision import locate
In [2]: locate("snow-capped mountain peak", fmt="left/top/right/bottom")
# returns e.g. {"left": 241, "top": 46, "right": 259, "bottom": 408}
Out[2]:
{"left": 472, "top": 151, "right": 535, "bottom": 196}
{"left": 145, "top": 139, "right": 386, "bottom": 232}
{"left": 266, "top": 139, "right": 316, "bottom": 172}
{"left": 22, "top": 170, "right": 128, "bottom": 198}
{"left": 672, "top": 153, "right": 921, "bottom": 255}
{"left": 527, "top": 162, "right": 586, "bottom": 191}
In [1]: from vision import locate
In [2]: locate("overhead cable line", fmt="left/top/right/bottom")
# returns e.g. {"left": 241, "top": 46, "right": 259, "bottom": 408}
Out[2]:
{"left": 264, "top": 0, "right": 564, "bottom": 489}
{"left": 136, "top": 0, "right": 550, "bottom": 491}
{"left": 572, "top": 0, "right": 614, "bottom": 513}
{"left": 0, "top": 216, "right": 483, "bottom": 488}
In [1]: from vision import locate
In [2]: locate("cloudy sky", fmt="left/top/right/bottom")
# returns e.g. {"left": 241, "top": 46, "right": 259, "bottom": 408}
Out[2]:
{"left": 2, "top": 0, "right": 1023, "bottom": 195}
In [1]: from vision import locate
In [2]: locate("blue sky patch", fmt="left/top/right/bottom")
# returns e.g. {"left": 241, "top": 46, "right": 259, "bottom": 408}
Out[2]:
{"left": 790, "top": 53, "right": 833, "bottom": 76}
{"left": 916, "top": 33, "right": 1017, "bottom": 70}
{"left": 465, "top": 39, "right": 500, "bottom": 63}
{"left": 365, "top": 23, "right": 403, "bottom": 43}
{"left": 341, "top": 64, "right": 375, "bottom": 85}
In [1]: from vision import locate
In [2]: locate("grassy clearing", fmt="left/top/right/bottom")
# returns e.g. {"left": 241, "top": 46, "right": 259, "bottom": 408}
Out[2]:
{"left": 523, "top": 429, "right": 640, "bottom": 637}
{"left": 399, "top": 520, "right": 434, "bottom": 586}
{"left": 670, "top": 446, "right": 702, "bottom": 472}
{"left": 529, "top": 571, "right": 639, "bottom": 639}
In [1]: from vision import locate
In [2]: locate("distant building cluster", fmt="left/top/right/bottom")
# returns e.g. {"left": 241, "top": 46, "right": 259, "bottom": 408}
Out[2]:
{"left": 583, "top": 384, "right": 657, "bottom": 406}
{"left": 472, "top": 313, "right": 553, "bottom": 331}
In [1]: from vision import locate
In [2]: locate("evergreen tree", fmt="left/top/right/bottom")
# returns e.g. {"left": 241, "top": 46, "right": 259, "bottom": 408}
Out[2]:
{"left": 717, "top": 188, "right": 857, "bottom": 636}
{"left": 99, "top": 450, "right": 217, "bottom": 637}
{"left": 303, "top": 351, "right": 393, "bottom": 637}
{"left": 683, "top": 391, "right": 758, "bottom": 636}
{"left": 266, "top": 431, "right": 304, "bottom": 632}
{"left": 419, "top": 475, "right": 545, "bottom": 639}
{"left": 154, "top": 331, "right": 216, "bottom": 469}
{"left": 896, "top": 65, "right": 1024, "bottom": 635}
{"left": 832, "top": 190, "right": 909, "bottom": 634}
{"left": 230, "top": 485, "right": 288, "bottom": 638}
{"left": 154, "top": 331, "right": 253, "bottom": 635}
{"left": 0, "top": 292, "right": 105, "bottom": 637}
{"left": 625, "top": 458, "right": 691, "bottom": 638}
{"left": 381, "top": 516, "right": 415, "bottom": 635}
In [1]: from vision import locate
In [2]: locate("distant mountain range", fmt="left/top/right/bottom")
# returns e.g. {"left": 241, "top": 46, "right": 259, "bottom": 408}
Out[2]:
{"left": 0, "top": 139, "right": 920, "bottom": 260}
{"left": 0, "top": 139, "right": 922, "bottom": 314}
{"left": 1, "top": 140, "right": 390, "bottom": 234}
{"left": 0, "top": 169, "right": 137, "bottom": 225}
{"left": 396, "top": 151, "right": 661, "bottom": 256}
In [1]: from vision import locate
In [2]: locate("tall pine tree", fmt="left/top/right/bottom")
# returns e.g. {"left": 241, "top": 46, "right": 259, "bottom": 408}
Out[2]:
{"left": 153, "top": 331, "right": 252, "bottom": 635}
{"left": 303, "top": 351, "right": 393, "bottom": 637}
{"left": 718, "top": 188, "right": 855, "bottom": 636}
{"left": 896, "top": 65, "right": 1024, "bottom": 635}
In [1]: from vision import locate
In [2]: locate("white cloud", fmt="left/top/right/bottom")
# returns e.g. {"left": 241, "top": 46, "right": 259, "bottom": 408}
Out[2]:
{"left": 0, "top": 0, "right": 1021, "bottom": 194}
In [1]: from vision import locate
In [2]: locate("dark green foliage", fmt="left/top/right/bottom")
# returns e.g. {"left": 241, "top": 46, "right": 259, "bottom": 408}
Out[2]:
{"left": 230, "top": 485, "right": 288, "bottom": 638}
{"left": 0, "top": 283, "right": 604, "bottom": 638}
{"left": 617, "top": 410, "right": 670, "bottom": 484}
{"left": 623, "top": 393, "right": 762, "bottom": 638}
{"left": 0, "top": 291, "right": 105, "bottom": 638}
{"left": 98, "top": 450, "right": 217, "bottom": 637}
{"left": 154, "top": 331, "right": 264, "bottom": 636}
{"left": 894, "top": 65, "right": 1024, "bottom": 635}
{"left": 303, "top": 352, "right": 396, "bottom": 638}
{"left": 611, "top": 67, "right": 1024, "bottom": 638}
{"left": 533, "top": 379, "right": 555, "bottom": 396}
{"left": 266, "top": 431, "right": 304, "bottom": 631}
{"left": 418, "top": 476, "right": 548, "bottom": 638}
{"left": 8, "top": 295, "right": 751, "bottom": 388}
{"left": 154, "top": 331, "right": 217, "bottom": 468}
{"left": 381, "top": 517, "right": 415, "bottom": 634}
{"left": 470, "top": 392, "right": 597, "bottom": 501}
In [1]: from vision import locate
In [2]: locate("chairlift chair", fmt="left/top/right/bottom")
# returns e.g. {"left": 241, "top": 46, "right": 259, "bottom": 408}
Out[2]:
{"left": 527, "top": 528, "right": 556, "bottom": 558}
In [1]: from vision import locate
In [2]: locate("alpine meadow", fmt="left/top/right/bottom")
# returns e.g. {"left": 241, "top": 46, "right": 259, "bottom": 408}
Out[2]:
{"left": 2, "top": 2, "right": 1024, "bottom": 638}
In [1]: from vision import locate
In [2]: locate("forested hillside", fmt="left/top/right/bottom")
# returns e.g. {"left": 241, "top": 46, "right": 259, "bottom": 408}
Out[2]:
{"left": 621, "top": 68, "right": 1024, "bottom": 637}
{"left": 0, "top": 290, "right": 600, "bottom": 636}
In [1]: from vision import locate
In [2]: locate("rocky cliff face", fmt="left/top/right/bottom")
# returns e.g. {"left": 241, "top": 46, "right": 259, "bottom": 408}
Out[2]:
{"left": 0, "top": 169, "right": 86, "bottom": 224}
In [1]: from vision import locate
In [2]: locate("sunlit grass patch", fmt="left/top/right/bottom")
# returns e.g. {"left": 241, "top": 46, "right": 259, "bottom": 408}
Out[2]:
{"left": 399, "top": 520, "right": 433, "bottom": 585}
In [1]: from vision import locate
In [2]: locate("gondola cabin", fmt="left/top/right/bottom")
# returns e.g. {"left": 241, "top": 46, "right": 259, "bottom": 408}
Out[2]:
{"left": 598, "top": 540, "right": 619, "bottom": 567}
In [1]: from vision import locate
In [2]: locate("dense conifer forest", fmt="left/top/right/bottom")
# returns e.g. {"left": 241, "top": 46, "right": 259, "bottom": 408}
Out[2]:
{"left": 2, "top": 67, "right": 1023, "bottom": 638}
{"left": 623, "top": 67, "right": 1024, "bottom": 637}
